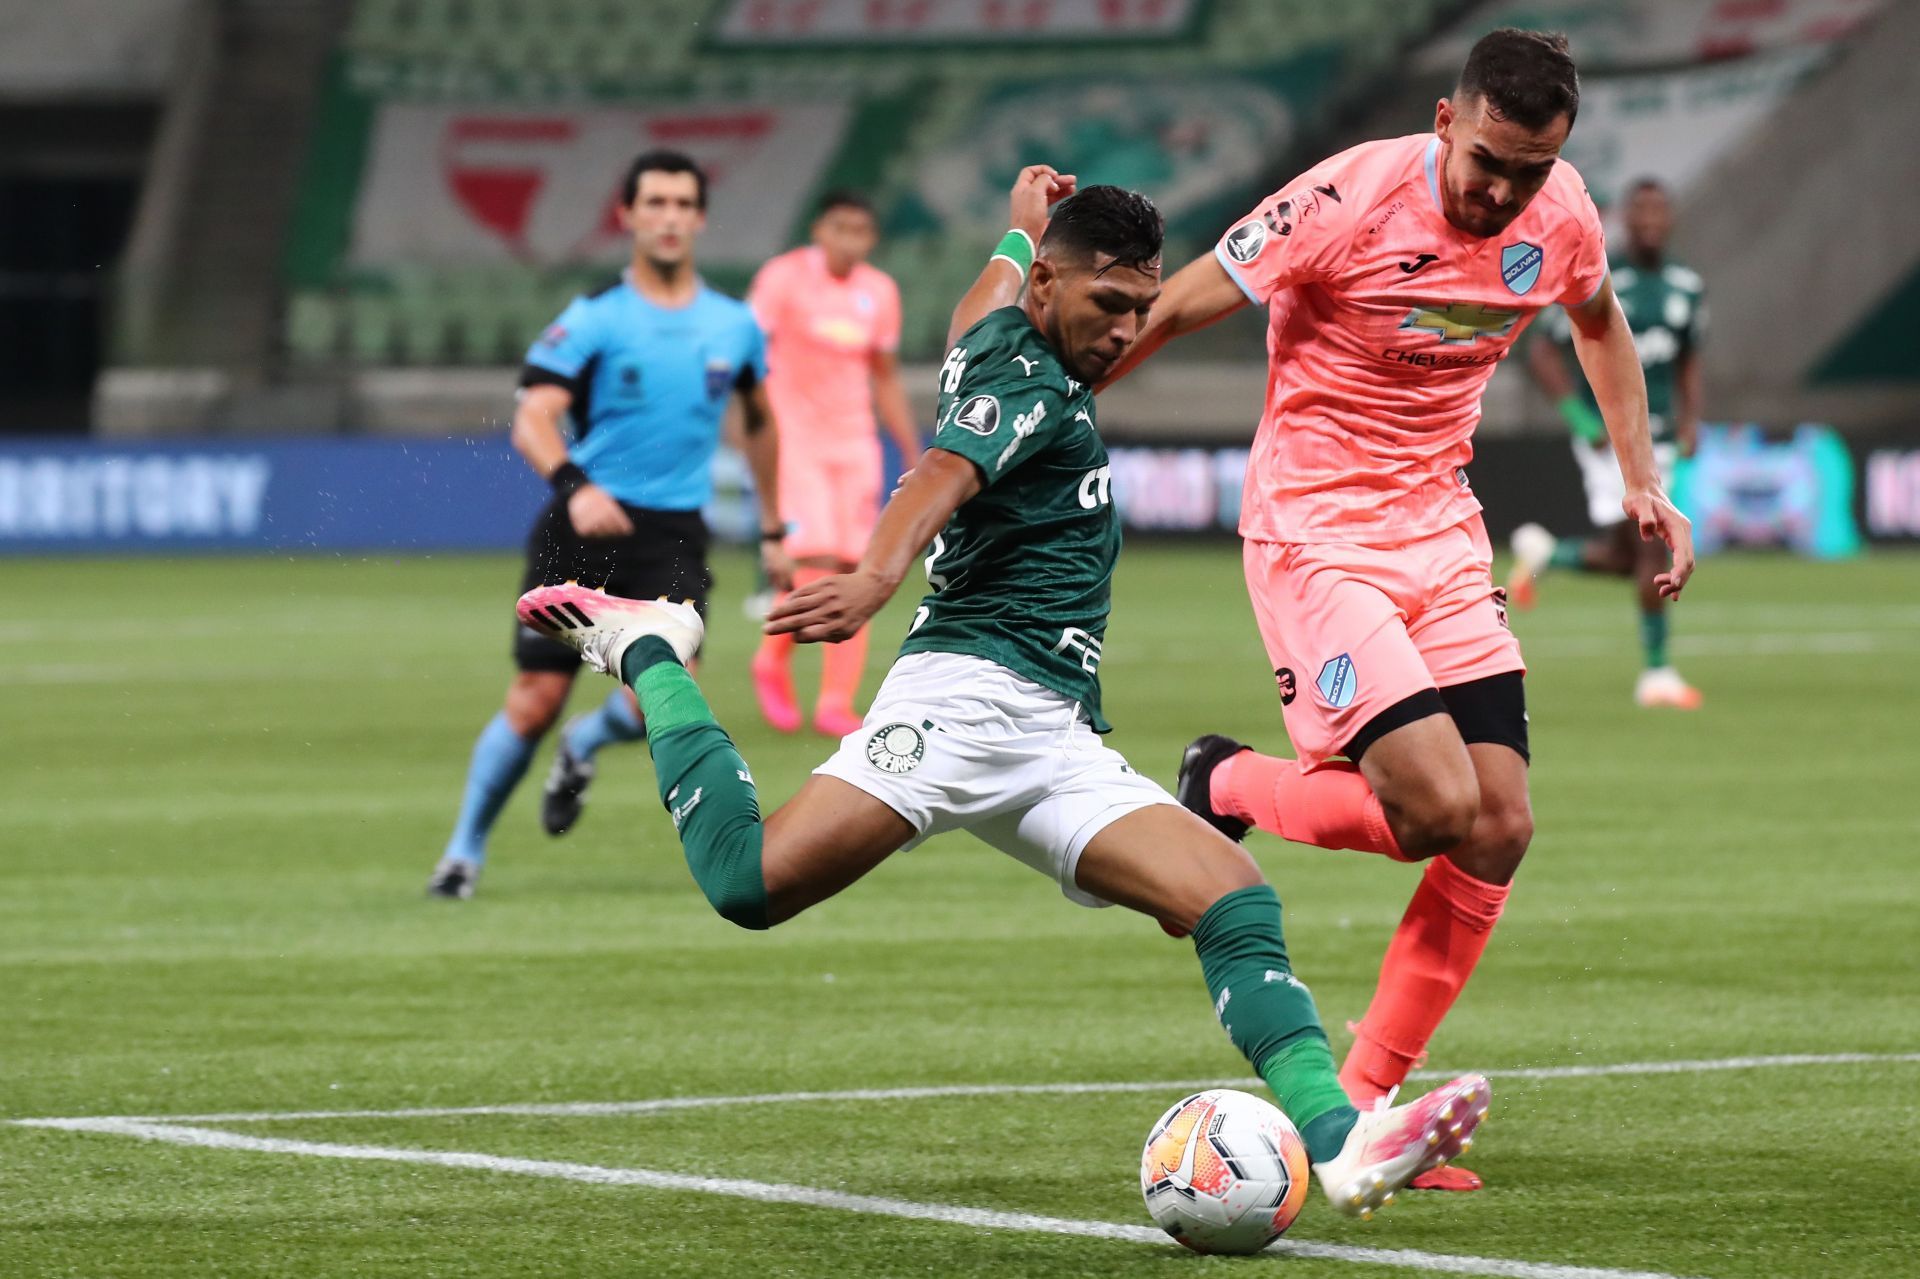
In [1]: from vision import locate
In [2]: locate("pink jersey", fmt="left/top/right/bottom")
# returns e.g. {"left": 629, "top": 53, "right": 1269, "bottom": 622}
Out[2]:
{"left": 749, "top": 246, "right": 901, "bottom": 460}
{"left": 1215, "top": 134, "right": 1607, "bottom": 545}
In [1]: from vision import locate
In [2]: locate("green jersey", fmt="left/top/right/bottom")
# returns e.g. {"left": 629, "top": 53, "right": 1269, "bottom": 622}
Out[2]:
{"left": 1552, "top": 255, "right": 1706, "bottom": 441}
{"left": 897, "top": 306, "right": 1120, "bottom": 730}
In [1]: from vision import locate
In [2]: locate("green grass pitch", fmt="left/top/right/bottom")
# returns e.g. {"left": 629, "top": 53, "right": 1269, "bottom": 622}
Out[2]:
{"left": 3, "top": 545, "right": 1916, "bottom": 1278}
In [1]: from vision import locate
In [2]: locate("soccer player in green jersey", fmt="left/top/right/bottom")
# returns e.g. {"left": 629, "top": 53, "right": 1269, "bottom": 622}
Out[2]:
{"left": 516, "top": 167, "right": 1490, "bottom": 1222}
{"left": 1511, "top": 178, "right": 1707, "bottom": 708}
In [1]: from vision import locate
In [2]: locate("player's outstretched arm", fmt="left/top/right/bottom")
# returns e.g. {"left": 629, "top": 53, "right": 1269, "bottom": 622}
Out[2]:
{"left": 1096, "top": 252, "right": 1247, "bottom": 390}
{"left": 946, "top": 164, "right": 1076, "bottom": 347}
{"left": 1566, "top": 278, "right": 1695, "bottom": 596}
{"left": 766, "top": 448, "right": 982, "bottom": 644}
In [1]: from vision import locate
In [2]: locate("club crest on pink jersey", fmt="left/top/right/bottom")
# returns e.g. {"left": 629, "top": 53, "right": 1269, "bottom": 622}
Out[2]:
{"left": 1501, "top": 242, "right": 1543, "bottom": 296}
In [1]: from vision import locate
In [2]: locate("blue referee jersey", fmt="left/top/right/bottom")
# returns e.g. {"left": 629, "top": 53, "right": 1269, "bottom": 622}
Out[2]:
{"left": 520, "top": 274, "right": 767, "bottom": 511}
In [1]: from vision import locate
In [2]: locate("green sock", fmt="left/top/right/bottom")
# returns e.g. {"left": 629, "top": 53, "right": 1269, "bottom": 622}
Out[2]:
{"left": 622, "top": 638, "right": 707, "bottom": 733}
{"left": 1640, "top": 609, "right": 1669, "bottom": 669}
{"left": 619, "top": 638, "right": 769, "bottom": 929}
{"left": 1549, "top": 538, "right": 1588, "bottom": 571}
{"left": 1191, "top": 885, "right": 1358, "bottom": 1163}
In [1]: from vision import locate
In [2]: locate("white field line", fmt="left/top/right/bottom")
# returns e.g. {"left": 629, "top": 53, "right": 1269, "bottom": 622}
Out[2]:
{"left": 18, "top": 1118, "right": 1695, "bottom": 1279}
{"left": 21, "top": 1052, "right": 1918, "bottom": 1127}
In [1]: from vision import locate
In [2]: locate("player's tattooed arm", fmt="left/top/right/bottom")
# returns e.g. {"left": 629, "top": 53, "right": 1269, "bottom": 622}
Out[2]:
{"left": 946, "top": 164, "right": 1077, "bottom": 348}
{"left": 739, "top": 382, "right": 795, "bottom": 591}
{"left": 1095, "top": 252, "right": 1246, "bottom": 391}
{"left": 1566, "top": 277, "right": 1695, "bottom": 598}
{"left": 764, "top": 448, "right": 982, "bottom": 644}
{"left": 512, "top": 382, "right": 635, "bottom": 538}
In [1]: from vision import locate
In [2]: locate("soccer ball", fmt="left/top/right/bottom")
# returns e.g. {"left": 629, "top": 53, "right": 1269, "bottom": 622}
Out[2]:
{"left": 1139, "top": 1088, "right": 1311, "bottom": 1254}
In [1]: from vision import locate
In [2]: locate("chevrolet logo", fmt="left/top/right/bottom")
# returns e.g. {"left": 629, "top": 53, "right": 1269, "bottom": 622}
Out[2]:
{"left": 1400, "top": 302, "right": 1520, "bottom": 344}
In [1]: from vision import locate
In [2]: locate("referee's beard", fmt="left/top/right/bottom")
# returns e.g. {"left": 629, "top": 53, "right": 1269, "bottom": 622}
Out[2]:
{"left": 639, "top": 253, "right": 694, "bottom": 284}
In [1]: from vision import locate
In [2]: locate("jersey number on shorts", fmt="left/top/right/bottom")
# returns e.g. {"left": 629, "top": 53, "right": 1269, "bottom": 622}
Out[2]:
{"left": 939, "top": 348, "right": 968, "bottom": 394}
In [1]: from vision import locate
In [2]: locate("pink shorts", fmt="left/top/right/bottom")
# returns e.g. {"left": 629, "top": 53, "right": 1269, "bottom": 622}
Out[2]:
{"left": 779, "top": 445, "right": 881, "bottom": 564}
{"left": 1243, "top": 515, "right": 1524, "bottom": 769}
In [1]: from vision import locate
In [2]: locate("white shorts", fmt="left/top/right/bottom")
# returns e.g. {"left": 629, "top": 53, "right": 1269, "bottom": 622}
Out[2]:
{"left": 1574, "top": 431, "right": 1678, "bottom": 529}
{"left": 813, "top": 651, "right": 1178, "bottom": 908}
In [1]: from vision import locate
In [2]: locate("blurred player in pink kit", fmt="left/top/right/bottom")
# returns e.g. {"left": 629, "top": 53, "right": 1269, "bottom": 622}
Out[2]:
{"left": 1104, "top": 30, "right": 1695, "bottom": 1189}
{"left": 749, "top": 191, "right": 922, "bottom": 737}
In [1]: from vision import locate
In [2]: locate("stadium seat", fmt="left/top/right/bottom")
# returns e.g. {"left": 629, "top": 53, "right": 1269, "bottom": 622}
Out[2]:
{"left": 303, "top": 0, "right": 1453, "bottom": 366}
{"left": 285, "top": 291, "right": 342, "bottom": 366}
{"left": 347, "top": 291, "right": 401, "bottom": 364}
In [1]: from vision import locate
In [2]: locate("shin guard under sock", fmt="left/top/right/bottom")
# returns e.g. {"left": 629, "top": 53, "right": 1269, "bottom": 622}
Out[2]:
{"left": 622, "top": 639, "right": 769, "bottom": 929}
{"left": 1191, "top": 885, "right": 1357, "bottom": 1162}
{"left": 1339, "top": 856, "right": 1509, "bottom": 1101}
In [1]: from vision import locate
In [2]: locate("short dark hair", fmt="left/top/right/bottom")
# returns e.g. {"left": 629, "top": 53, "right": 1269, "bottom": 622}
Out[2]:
{"left": 1457, "top": 28, "right": 1580, "bottom": 130}
{"left": 622, "top": 149, "right": 708, "bottom": 208}
{"left": 1624, "top": 176, "right": 1670, "bottom": 199}
{"left": 814, "top": 189, "right": 875, "bottom": 220}
{"left": 1038, "top": 185, "right": 1163, "bottom": 274}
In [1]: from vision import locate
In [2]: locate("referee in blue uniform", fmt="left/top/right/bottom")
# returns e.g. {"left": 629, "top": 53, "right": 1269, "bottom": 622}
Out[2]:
{"left": 430, "top": 149, "right": 791, "bottom": 899}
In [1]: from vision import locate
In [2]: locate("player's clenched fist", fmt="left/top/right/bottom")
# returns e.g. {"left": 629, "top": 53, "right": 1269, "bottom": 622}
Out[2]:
{"left": 567, "top": 484, "right": 636, "bottom": 538}
{"left": 1009, "top": 164, "right": 1077, "bottom": 243}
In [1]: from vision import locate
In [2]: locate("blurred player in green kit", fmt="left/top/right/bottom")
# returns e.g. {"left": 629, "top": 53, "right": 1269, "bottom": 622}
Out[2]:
{"left": 1510, "top": 178, "right": 1706, "bottom": 708}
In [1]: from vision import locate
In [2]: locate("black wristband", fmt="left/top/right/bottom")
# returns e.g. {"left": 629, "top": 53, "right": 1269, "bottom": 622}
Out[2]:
{"left": 760, "top": 526, "right": 787, "bottom": 542}
{"left": 549, "top": 461, "right": 590, "bottom": 499}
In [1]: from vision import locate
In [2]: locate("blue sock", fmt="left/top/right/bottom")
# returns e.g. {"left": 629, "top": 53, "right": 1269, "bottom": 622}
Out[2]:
{"left": 444, "top": 711, "right": 536, "bottom": 865}
{"left": 566, "top": 687, "right": 646, "bottom": 761}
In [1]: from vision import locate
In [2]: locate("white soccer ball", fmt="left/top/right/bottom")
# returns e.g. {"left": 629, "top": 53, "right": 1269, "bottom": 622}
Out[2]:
{"left": 1139, "top": 1088, "right": 1311, "bottom": 1254}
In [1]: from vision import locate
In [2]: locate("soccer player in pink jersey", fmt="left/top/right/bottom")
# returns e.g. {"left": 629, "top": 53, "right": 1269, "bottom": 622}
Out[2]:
{"left": 1103, "top": 30, "right": 1695, "bottom": 1190}
{"left": 748, "top": 192, "right": 923, "bottom": 738}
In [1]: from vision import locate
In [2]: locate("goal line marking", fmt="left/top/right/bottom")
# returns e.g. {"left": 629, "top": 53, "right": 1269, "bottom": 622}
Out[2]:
{"left": 16, "top": 1052, "right": 1914, "bottom": 1279}
{"left": 17, "top": 1116, "right": 1696, "bottom": 1279}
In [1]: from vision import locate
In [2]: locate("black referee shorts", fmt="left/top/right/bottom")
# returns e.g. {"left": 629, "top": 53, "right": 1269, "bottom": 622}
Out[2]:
{"left": 512, "top": 496, "right": 713, "bottom": 674}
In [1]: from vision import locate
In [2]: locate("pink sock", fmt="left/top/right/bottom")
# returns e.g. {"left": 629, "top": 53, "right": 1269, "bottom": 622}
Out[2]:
{"left": 816, "top": 623, "right": 869, "bottom": 718}
{"left": 1210, "top": 750, "right": 1406, "bottom": 858}
{"left": 1339, "top": 856, "right": 1510, "bottom": 1101}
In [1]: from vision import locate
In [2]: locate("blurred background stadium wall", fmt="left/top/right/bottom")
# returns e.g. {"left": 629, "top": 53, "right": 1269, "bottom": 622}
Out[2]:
{"left": 0, "top": 0, "right": 1915, "bottom": 548}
